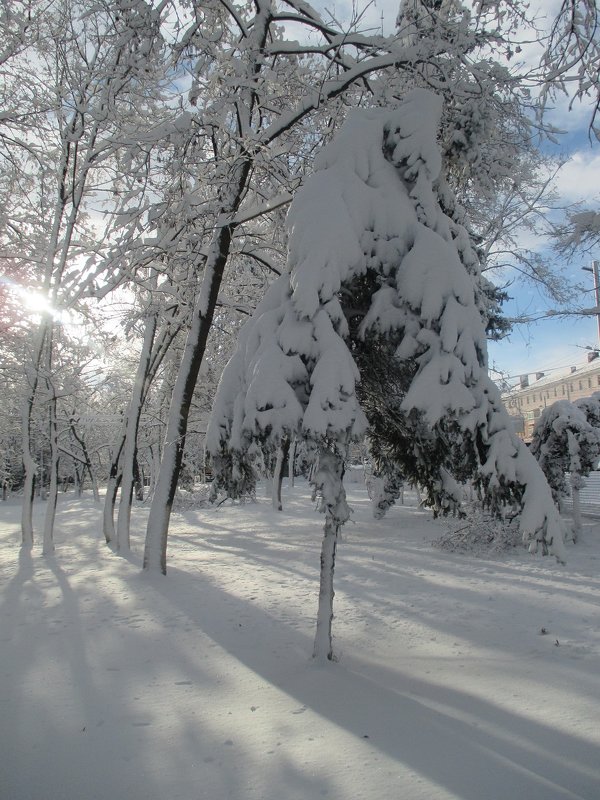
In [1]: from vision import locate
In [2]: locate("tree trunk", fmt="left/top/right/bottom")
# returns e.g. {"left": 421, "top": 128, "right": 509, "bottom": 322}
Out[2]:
{"left": 313, "top": 517, "right": 339, "bottom": 662}
{"left": 21, "top": 404, "right": 37, "bottom": 547}
{"left": 89, "top": 466, "right": 99, "bottom": 502}
{"left": 42, "top": 393, "right": 59, "bottom": 555}
{"left": 264, "top": 475, "right": 273, "bottom": 498}
{"left": 117, "top": 314, "right": 157, "bottom": 552}
{"left": 143, "top": 161, "right": 252, "bottom": 574}
{"left": 69, "top": 419, "right": 99, "bottom": 502}
{"left": 134, "top": 456, "right": 144, "bottom": 501}
{"left": 103, "top": 438, "right": 125, "bottom": 546}
{"left": 21, "top": 324, "right": 49, "bottom": 547}
{"left": 571, "top": 474, "right": 581, "bottom": 543}
{"left": 272, "top": 438, "right": 290, "bottom": 511}
{"left": 312, "top": 447, "right": 348, "bottom": 662}
{"left": 104, "top": 312, "right": 178, "bottom": 546}
{"left": 288, "top": 438, "right": 296, "bottom": 488}
{"left": 104, "top": 473, "right": 122, "bottom": 546}
{"left": 148, "top": 443, "right": 160, "bottom": 499}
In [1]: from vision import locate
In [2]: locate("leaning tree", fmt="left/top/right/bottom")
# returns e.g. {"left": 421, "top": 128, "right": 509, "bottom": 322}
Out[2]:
{"left": 208, "top": 90, "right": 567, "bottom": 661}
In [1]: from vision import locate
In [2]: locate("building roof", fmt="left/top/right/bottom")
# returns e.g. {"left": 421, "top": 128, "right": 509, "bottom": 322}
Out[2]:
{"left": 501, "top": 355, "right": 600, "bottom": 398}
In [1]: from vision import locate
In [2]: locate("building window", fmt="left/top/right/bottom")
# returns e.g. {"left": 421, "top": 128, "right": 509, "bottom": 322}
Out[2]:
{"left": 588, "top": 378, "right": 592, "bottom": 388}
{"left": 553, "top": 388, "right": 557, "bottom": 397}
{"left": 579, "top": 380, "right": 583, "bottom": 390}
{"left": 533, "top": 393, "right": 536, "bottom": 402}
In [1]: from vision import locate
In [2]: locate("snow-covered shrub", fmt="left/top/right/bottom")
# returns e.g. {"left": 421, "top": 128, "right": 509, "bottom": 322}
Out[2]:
{"left": 530, "top": 400, "right": 598, "bottom": 502}
{"left": 173, "top": 484, "right": 215, "bottom": 511}
{"left": 434, "top": 505, "right": 522, "bottom": 555}
{"left": 530, "top": 398, "right": 600, "bottom": 541}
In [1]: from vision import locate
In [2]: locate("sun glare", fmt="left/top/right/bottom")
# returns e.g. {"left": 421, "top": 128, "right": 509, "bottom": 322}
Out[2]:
{"left": 0, "top": 275, "right": 87, "bottom": 339}
{"left": 21, "top": 290, "right": 55, "bottom": 316}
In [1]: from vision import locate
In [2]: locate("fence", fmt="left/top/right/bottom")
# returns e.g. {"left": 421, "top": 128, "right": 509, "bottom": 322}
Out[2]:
{"left": 563, "top": 470, "right": 600, "bottom": 518}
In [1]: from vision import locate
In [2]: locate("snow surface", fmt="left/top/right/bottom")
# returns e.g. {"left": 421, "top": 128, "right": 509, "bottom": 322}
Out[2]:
{"left": 1, "top": 485, "right": 599, "bottom": 800}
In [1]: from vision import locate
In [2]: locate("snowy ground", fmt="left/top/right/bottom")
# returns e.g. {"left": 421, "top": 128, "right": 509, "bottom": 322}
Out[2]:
{"left": 1, "top": 482, "right": 599, "bottom": 800}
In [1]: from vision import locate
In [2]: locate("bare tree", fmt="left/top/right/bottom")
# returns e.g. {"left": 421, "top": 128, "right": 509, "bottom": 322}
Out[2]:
{"left": 0, "top": 0, "right": 167, "bottom": 550}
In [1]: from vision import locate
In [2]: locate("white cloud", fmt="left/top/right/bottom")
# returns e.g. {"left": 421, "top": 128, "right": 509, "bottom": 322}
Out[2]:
{"left": 553, "top": 151, "right": 600, "bottom": 203}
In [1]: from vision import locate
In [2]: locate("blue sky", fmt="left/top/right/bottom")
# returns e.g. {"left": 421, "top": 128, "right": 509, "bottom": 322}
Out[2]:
{"left": 488, "top": 108, "right": 600, "bottom": 383}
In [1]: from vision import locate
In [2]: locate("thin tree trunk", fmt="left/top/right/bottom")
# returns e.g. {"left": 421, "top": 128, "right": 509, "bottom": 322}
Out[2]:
{"left": 134, "top": 457, "right": 144, "bottom": 502}
{"left": 148, "top": 443, "right": 160, "bottom": 499}
{"left": 89, "top": 466, "right": 99, "bottom": 502}
{"left": 21, "top": 404, "right": 37, "bottom": 547}
{"left": 103, "top": 313, "right": 178, "bottom": 546}
{"left": 143, "top": 3, "right": 285, "bottom": 573}
{"left": 69, "top": 419, "right": 99, "bottom": 501}
{"left": 273, "top": 438, "right": 290, "bottom": 511}
{"left": 21, "top": 324, "right": 49, "bottom": 547}
{"left": 571, "top": 475, "right": 581, "bottom": 543}
{"left": 143, "top": 162, "right": 252, "bottom": 574}
{"left": 103, "top": 437, "right": 125, "bottom": 546}
{"left": 264, "top": 474, "right": 273, "bottom": 498}
{"left": 313, "top": 517, "right": 339, "bottom": 662}
{"left": 117, "top": 313, "right": 157, "bottom": 551}
{"left": 42, "top": 391, "right": 59, "bottom": 555}
{"left": 312, "top": 447, "right": 348, "bottom": 662}
{"left": 288, "top": 438, "right": 296, "bottom": 488}
{"left": 104, "top": 473, "right": 122, "bottom": 546}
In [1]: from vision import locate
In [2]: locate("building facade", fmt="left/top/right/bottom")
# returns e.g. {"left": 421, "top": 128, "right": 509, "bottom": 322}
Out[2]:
{"left": 501, "top": 354, "right": 600, "bottom": 442}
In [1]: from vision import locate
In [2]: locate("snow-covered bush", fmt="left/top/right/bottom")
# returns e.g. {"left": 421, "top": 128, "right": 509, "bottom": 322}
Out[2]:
{"left": 434, "top": 505, "right": 522, "bottom": 555}
{"left": 530, "top": 398, "right": 600, "bottom": 540}
{"left": 173, "top": 484, "right": 214, "bottom": 511}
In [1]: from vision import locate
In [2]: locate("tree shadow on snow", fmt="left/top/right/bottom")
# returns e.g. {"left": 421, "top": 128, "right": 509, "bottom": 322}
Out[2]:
{"left": 152, "top": 563, "right": 600, "bottom": 800}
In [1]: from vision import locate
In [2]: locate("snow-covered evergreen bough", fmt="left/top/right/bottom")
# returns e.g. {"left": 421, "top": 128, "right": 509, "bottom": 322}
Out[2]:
{"left": 207, "top": 90, "right": 567, "bottom": 661}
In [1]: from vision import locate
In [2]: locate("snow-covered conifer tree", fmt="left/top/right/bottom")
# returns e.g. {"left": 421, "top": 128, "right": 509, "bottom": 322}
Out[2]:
{"left": 531, "top": 399, "right": 600, "bottom": 541}
{"left": 208, "top": 89, "right": 567, "bottom": 661}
